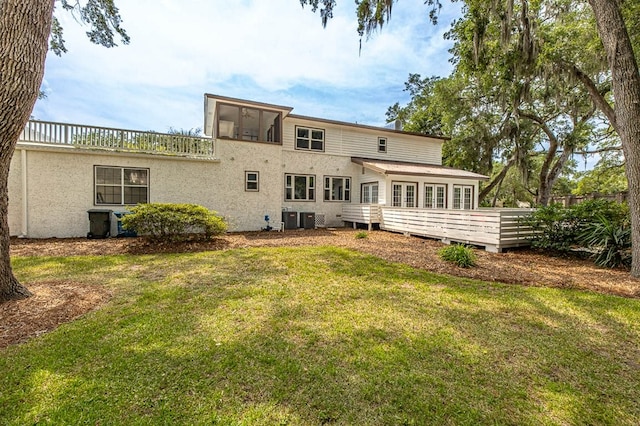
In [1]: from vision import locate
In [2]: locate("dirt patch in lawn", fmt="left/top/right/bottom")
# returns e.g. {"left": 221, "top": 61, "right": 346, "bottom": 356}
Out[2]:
{"left": 0, "top": 281, "right": 110, "bottom": 349}
{"left": 3, "top": 228, "right": 639, "bottom": 349}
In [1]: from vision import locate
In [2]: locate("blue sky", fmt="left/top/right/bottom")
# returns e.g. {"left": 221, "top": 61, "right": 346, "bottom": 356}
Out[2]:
{"left": 33, "top": 0, "right": 461, "bottom": 133}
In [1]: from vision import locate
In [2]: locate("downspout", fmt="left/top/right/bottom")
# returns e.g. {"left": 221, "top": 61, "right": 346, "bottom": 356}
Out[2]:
{"left": 20, "top": 149, "right": 28, "bottom": 237}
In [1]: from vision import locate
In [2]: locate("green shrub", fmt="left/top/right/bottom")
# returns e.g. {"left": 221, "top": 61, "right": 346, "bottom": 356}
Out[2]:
{"left": 523, "top": 200, "right": 629, "bottom": 252}
{"left": 121, "top": 203, "right": 227, "bottom": 242}
{"left": 355, "top": 231, "right": 368, "bottom": 239}
{"left": 438, "top": 244, "right": 477, "bottom": 268}
{"left": 579, "top": 214, "right": 631, "bottom": 268}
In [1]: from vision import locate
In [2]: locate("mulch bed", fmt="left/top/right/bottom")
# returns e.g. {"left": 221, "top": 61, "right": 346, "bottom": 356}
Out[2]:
{"left": 2, "top": 228, "right": 639, "bottom": 349}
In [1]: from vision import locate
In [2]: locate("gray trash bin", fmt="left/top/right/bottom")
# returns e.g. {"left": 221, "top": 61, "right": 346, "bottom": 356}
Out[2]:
{"left": 87, "top": 209, "right": 112, "bottom": 239}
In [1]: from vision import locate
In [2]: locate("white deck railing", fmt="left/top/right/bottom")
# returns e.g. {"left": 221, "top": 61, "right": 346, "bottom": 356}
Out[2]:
{"left": 343, "top": 204, "right": 535, "bottom": 252}
{"left": 342, "top": 204, "right": 382, "bottom": 225}
{"left": 20, "top": 120, "right": 215, "bottom": 159}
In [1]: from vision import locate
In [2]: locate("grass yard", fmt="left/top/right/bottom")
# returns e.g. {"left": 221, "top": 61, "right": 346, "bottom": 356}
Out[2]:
{"left": 2, "top": 246, "right": 639, "bottom": 425}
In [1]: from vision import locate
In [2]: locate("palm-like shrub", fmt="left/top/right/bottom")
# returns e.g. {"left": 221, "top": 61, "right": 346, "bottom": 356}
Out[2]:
{"left": 579, "top": 215, "right": 631, "bottom": 268}
{"left": 523, "top": 199, "right": 629, "bottom": 252}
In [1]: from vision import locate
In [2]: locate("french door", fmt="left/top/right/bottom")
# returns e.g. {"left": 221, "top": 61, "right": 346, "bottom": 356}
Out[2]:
{"left": 392, "top": 182, "right": 417, "bottom": 207}
{"left": 453, "top": 185, "right": 473, "bottom": 209}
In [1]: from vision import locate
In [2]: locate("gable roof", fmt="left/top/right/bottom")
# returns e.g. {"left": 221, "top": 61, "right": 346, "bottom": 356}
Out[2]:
{"left": 351, "top": 157, "right": 489, "bottom": 181}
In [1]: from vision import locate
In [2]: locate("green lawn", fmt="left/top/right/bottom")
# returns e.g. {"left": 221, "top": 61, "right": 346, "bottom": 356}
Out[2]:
{"left": 2, "top": 246, "right": 639, "bottom": 425}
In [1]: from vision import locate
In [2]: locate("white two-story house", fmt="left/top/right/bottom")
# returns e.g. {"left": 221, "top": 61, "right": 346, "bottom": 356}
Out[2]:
{"left": 9, "top": 94, "right": 499, "bottom": 241}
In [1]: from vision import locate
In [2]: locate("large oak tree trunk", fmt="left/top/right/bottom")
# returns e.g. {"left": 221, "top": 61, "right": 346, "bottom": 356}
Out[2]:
{"left": 0, "top": 0, "right": 54, "bottom": 302}
{"left": 588, "top": 0, "right": 640, "bottom": 277}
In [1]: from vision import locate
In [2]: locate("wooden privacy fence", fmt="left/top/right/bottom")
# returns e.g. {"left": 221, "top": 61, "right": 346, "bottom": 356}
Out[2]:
{"left": 20, "top": 120, "right": 215, "bottom": 159}
{"left": 549, "top": 192, "right": 628, "bottom": 207}
{"left": 343, "top": 204, "right": 535, "bottom": 252}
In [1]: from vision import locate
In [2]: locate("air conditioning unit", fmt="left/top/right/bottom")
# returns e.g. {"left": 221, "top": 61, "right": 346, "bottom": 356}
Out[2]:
{"left": 315, "top": 213, "right": 326, "bottom": 228}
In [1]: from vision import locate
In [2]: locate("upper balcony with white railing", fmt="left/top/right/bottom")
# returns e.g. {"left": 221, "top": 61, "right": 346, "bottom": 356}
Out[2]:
{"left": 19, "top": 120, "right": 216, "bottom": 159}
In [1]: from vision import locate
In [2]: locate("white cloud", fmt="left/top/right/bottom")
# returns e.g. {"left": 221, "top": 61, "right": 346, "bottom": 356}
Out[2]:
{"left": 35, "top": 0, "right": 458, "bottom": 130}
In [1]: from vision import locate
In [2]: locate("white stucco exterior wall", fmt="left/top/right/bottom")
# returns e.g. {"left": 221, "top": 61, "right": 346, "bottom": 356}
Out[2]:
{"left": 9, "top": 142, "right": 285, "bottom": 238}
{"left": 280, "top": 149, "right": 359, "bottom": 227}
{"left": 10, "top": 106, "right": 481, "bottom": 238}
{"left": 8, "top": 151, "right": 23, "bottom": 235}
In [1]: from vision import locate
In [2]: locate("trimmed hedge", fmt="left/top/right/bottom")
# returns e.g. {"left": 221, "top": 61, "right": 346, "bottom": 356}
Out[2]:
{"left": 121, "top": 203, "right": 227, "bottom": 242}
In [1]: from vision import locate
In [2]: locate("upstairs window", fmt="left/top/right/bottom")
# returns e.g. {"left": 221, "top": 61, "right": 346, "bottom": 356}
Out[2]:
{"left": 285, "top": 174, "right": 315, "bottom": 201}
{"left": 378, "top": 137, "right": 387, "bottom": 153}
{"left": 296, "top": 126, "right": 324, "bottom": 151}
{"left": 324, "top": 176, "right": 351, "bottom": 202}
{"left": 95, "top": 166, "right": 149, "bottom": 205}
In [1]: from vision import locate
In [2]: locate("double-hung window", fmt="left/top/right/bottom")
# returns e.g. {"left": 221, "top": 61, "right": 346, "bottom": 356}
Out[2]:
{"left": 296, "top": 126, "right": 324, "bottom": 151}
{"left": 95, "top": 166, "right": 149, "bottom": 205}
{"left": 361, "top": 182, "right": 379, "bottom": 204}
{"left": 378, "top": 137, "right": 387, "bottom": 153}
{"left": 424, "top": 184, "right": 446, "bottom": 208}
{"left": 324, "top": 176, "right": 351, "bottom": 202}
{"left": 245, "top": 171, "right": 259, "bottom": 191}
{"left": 453, "top": 185, "right": 473, "bottom": 209}
{"left": 285, "top": 174, "right": 315, "bottom": 201}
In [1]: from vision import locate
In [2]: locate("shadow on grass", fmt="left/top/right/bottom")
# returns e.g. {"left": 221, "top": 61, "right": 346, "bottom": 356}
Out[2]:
{"left": 2, "top": 247, "right": 639, "bottom": 425}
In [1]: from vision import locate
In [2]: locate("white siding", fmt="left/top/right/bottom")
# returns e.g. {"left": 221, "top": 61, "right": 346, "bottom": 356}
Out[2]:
{"left": 283, "top": 117, "right": 443, "bottom": 165}
{"left": 353, "top": 166, "right": 385, "bottom": 204}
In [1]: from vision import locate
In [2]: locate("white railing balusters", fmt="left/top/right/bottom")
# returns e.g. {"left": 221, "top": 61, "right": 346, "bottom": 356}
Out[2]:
{"left": 19, "top": 120, "right": 215, "bottom": 159}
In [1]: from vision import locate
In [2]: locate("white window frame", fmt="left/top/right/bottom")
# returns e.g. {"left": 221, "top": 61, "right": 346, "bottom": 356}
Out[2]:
{"left": 95, "top": 166, "right": 149, "bottom": 206}
{"left": 245, "top": 171, "right": 259, "bottom": 192}
{"left": 295, "top": 126, "right": 325, "bottom": 151}
{"left": 453, "top": 185, "right": 474, "bottom": 209}
{"left": 285, "top": 173, "right": 316, "bottom": 201}
{"left": 361, "top": 182, "right": 379, "bottom": 204}
{"left": 323, "top": 176, "right": 351, "bottom": 202}
{"left": 378, "top": 137, "right": 387, "bottom": 153}
{"left": 424, "top": 184, "right": 447, "bottom": 209}
{"left": 391, "top": 182, "right": 418, "bottom": 208}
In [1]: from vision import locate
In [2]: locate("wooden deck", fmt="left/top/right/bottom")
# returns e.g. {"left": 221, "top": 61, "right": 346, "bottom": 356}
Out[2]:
{"left": 343, "top": 204, "right": 535, "bottom": 252}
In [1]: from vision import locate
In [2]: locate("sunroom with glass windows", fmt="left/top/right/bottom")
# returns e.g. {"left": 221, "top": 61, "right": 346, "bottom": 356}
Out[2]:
{"left": 204, "top": 94, "right": 293, "bottom": 143}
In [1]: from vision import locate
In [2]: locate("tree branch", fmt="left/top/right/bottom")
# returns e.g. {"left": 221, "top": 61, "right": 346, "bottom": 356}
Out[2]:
{"left": 479, "top": 154, "right": 517, "bottom": 201}
{"left": 560, "top": 62, "right": 617, "bottom": 131}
